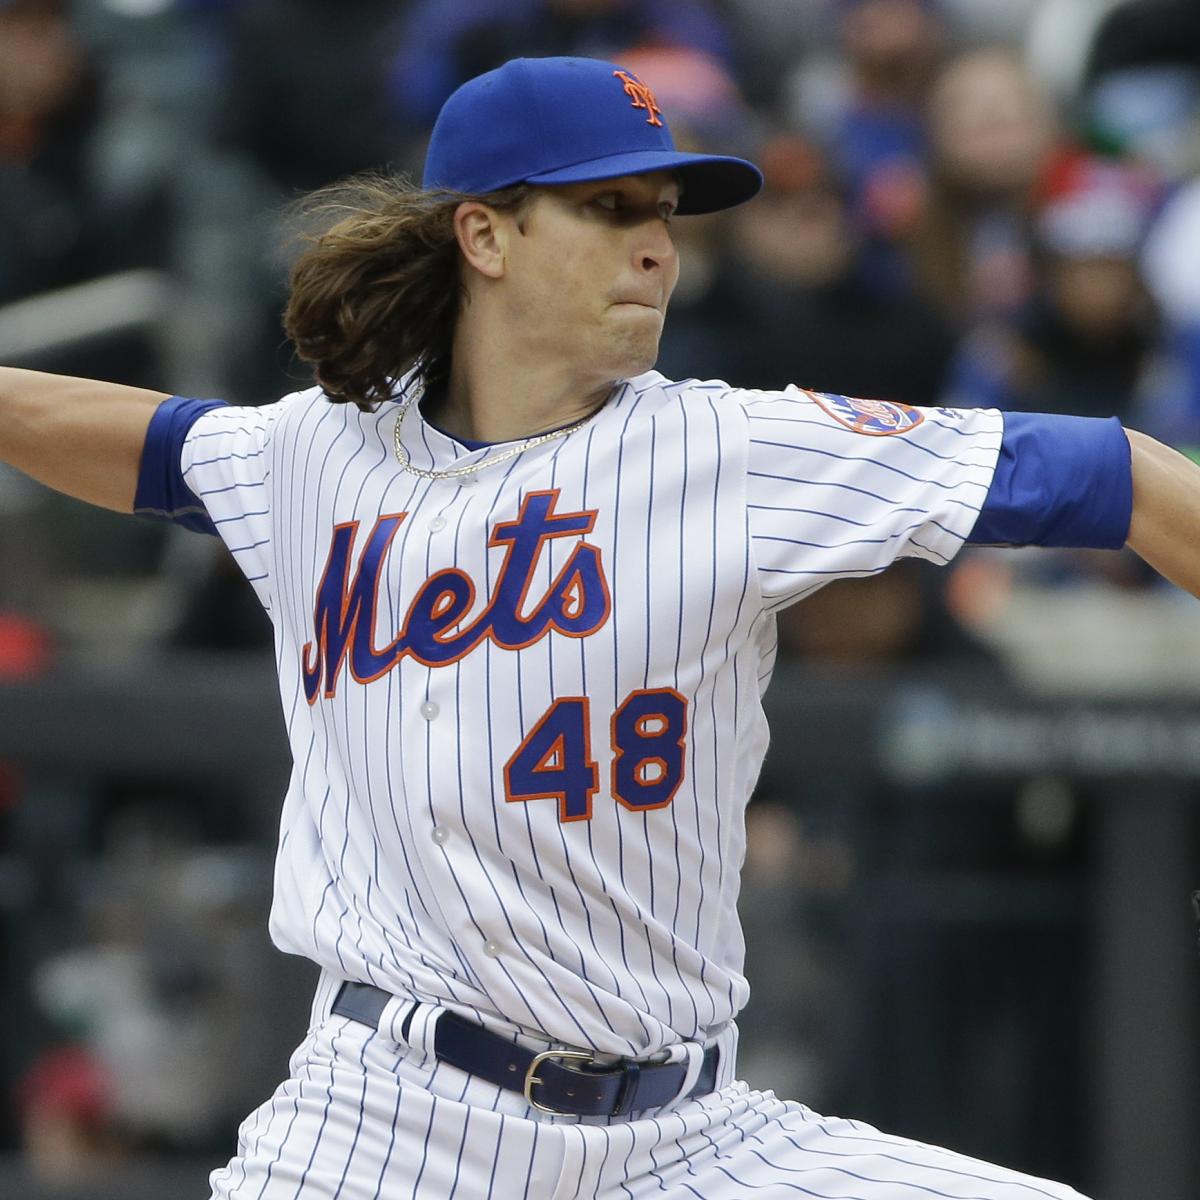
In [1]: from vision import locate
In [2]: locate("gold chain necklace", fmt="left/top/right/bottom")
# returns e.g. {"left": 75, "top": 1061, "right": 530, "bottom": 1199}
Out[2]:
{"left": 391, "top": 392, "right": 602, "bottom": 481}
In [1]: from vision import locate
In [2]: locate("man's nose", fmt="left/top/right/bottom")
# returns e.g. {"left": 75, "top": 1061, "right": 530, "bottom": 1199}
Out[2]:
{"left": 637, "top": 219, "right": 677, "bottom": 273}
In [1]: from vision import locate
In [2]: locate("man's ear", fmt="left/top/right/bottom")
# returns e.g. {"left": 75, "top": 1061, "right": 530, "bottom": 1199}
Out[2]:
{"left": 454, "top": 202, "right": 510, "bottom": 280}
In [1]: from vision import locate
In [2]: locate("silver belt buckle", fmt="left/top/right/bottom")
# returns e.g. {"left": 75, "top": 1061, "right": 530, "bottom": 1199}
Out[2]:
{"left": 523, "top": 1048, "right": 596, "bottom": 1114}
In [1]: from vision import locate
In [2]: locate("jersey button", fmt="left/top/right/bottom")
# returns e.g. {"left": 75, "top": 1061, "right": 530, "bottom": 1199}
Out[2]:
{"left": 483, "top": 939, "right": 502, "bottom": 958}
{"left": 431, "top": 826, "right": 451, "bottom": 845}
{"left": 419, "top": 700, "right": 439, "bottom": 720}
{"left": 429, "top": 516, "right": 447, "bottom": 532}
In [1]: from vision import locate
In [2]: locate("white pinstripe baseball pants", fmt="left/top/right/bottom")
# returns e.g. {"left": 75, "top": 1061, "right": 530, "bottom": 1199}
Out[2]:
{"left": 208, "top": 972, "right": 1091, "bottom": 1200}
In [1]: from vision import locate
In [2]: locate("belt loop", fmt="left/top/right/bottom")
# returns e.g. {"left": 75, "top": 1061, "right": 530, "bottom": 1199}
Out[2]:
{"left": 667, "top": 1042, "right": 705, "bottom": 1106}
{"left": 403, "top": 1001, "right": 446, "bottom": 1064}
{"left": 311, "top": 971, "right": 345, "bottom": 1030}
{"left": 378, "top": 996, "right": 420, "bottom": 1048}
{"left": 612, "top": 1060, "right": 641, "bottom": 1116}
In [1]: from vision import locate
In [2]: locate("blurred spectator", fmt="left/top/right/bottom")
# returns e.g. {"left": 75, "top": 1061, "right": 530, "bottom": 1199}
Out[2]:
{"left": 659, "top": 132, "right": 956, "bottom": 403}
{"left": 1139, "top": 180, "right": 1200, "bottom": 448}
{"left": 217, "top": 0, "right": 414, "bottom": 196}
{"left": 1077, "top": 0, "right": 1200, "bottom": 449}
{"left": 1085, "top": 63, "right": 1200, "bottom": 182}
{"left": 388, "top": 0, "right": 735, "bottom": 131}
{"left": 909, "top": 48, "right": 1058, "bottom": 326}
{"left": 1080, "top": 0, "right": 1200, "bottom": 186}
{"left": 788, "top": 0, "right": 949, "bottom": 276}
{"left": 939, "top": 151, "right": 1176, "bottom": 592}
{"left": 943, "top": 154, "right": 1164, "bottom": 424}
{"left": 16, "top": 1043, "right": 119, "bottom": 1187}
{"left": 721, "top": 0, "right": 825, "bottom": 106}
{"left": 198, "top": 0, "right": 415, "bottom": 406}
{"left": 1085, "top": 0, "right": 1200, "bottom": 98}
{"left": 1143, "top": 180, "right": 1200, "bottom": 329}
{"left": 0, "top": 613, "right": 52, "bottom": 679}
{"left": 28, "top": 798, "right": 302, "bottom": 1154}
{"left": 0, "top": 0, "right": 121, "bottom": 303}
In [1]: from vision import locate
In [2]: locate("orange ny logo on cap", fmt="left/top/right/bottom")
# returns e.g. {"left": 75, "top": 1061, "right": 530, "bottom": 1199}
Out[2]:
{"left": 613, "top": 70, "right": 663, "bottom": 127}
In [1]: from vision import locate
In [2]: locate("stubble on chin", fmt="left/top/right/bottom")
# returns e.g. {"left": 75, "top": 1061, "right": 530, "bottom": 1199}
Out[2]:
{"left": 604, "top": 314, "right": 663, "bottom": 380}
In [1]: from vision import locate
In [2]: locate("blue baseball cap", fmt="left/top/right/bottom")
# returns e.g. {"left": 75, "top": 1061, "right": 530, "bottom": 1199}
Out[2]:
{"left": 422, "top": 56, "right": 763, "bottom": 216}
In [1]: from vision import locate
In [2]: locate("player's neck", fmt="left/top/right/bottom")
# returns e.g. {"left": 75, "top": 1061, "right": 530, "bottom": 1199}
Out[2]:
{"left": 437, "top": 329, "right": 614, "bottom": 444}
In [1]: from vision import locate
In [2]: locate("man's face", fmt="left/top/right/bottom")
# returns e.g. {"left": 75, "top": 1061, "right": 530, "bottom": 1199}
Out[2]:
{"left": 929, "top": 52, "right": 1052, "bottom": 194}
{"left": 842, "top": 0, "right": 942, "bottom": 72}
{"left": 495, "top": 171, "right": 681, "bottom": 388}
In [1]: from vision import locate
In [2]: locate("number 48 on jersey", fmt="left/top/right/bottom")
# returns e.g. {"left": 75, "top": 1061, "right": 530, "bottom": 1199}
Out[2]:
{"left": 504, "top": 689, "right": 688, "bottom": 822}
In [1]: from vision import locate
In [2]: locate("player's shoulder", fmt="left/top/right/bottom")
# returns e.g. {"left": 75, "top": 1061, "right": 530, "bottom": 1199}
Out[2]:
{"left": 728, "top": 384, "right": 1000, "bottom": 441}
{"left": 635, "top": 371, "right": 823, "bottom": 412}
{"left": 638, "top": 374, "right": 863, "bottom": 438}
{"left": 189, "top": 384, "right": 321, "bottom": 432}
{"left": 266, "top": 384, "right": 337, "bottom": 424}
{"left": 626, "top": 370, "right": 780, "bottom": 417}
{"left": 716, "top": 383, "right": 914, "bottom": 426}
{"left": 202, "top": 383, "right": 389, "bottom": 442}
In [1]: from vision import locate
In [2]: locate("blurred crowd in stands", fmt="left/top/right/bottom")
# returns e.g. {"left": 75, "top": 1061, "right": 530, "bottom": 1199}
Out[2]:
{"left": 5, "top": 0, "right": 1200, "bottom": 433}
{"left": 2, "top": 0, "right": 1199, "bottom": 655}
{"left": 3, "top": 0, "right": 1200, "bottom": 1191}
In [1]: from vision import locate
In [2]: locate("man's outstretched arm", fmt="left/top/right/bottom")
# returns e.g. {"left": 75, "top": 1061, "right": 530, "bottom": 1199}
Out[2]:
{"left": 0, "top": 367, "right": 170, "bottom": 513}
{"left": 1126, "top": 429, "right": 1200, "bottom": 599}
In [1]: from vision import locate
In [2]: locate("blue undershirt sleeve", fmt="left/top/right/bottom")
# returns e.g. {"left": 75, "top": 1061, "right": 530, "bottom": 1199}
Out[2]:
{"left": 133, "top": 395, "right": 228, "bottom": 535}
{"left": 967, "top": 411, "right": 1132, "bottom": 549}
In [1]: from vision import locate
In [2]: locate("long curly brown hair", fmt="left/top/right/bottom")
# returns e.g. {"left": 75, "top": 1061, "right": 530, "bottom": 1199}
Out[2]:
{"left": 283, "top": 174, "right": 533, "bottom": 411}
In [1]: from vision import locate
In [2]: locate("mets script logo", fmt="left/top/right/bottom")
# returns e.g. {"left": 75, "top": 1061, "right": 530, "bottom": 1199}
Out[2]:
{"left": 301, "top": 490, "right": 611, "bottom": 702}
{"left": 613, "top": 70, "right": 664, "bottom": 127}
{"left": 809, "top": 391, "right": 925, "bottom": 436}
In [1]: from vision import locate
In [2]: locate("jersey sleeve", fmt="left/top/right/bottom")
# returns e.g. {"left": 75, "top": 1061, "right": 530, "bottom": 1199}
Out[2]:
{"left": 744, "top": 388, "right": 1004, "bottom": 608}
{"left": 966, "top": 411, "right": 1131, "bottom": 549}
{"left": 134, "top": 396, "right": 228, "bottom": 534}
{"left": 179, "top": 402, "right": 280, "bottom": 612}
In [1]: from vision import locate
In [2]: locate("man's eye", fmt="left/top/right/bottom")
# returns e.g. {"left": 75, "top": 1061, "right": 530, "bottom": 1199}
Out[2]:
{"left": 594, "top": 193, "right": 620, "bottom": 211}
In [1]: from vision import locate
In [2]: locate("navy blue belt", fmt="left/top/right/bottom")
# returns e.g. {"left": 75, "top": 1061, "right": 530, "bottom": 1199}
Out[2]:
{"left": 331, "top": 981, "right": 719, "bottom": 1118}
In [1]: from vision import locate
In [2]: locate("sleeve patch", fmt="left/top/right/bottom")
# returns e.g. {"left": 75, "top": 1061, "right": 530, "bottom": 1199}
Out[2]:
{"left": 807, "top": 391, "right": 925, "bottom": 436}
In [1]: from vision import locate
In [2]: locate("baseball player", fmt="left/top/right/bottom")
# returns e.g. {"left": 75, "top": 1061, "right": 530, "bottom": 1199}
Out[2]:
{"left": 1, "top": 55, "right": 1197, "bottom": 1199}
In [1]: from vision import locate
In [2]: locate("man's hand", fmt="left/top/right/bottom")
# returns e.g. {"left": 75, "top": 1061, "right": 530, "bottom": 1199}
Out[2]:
{"left": 0, "top": 367, "right": 169, "bottom": 512}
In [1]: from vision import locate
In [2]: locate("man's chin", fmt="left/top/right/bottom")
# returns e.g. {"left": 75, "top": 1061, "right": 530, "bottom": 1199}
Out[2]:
{"left": 606, "top": 333, "right": 662, "bottom": 381}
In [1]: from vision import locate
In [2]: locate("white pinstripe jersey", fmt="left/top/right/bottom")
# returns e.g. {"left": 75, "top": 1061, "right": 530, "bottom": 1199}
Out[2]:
{"left": 181, "top": 370, "right": 1003, "bottom": 1058}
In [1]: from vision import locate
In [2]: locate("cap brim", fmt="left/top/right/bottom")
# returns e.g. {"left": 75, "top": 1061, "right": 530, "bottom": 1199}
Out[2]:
{"left": 525, "top": 149, "right": 763, "bottom": 215}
